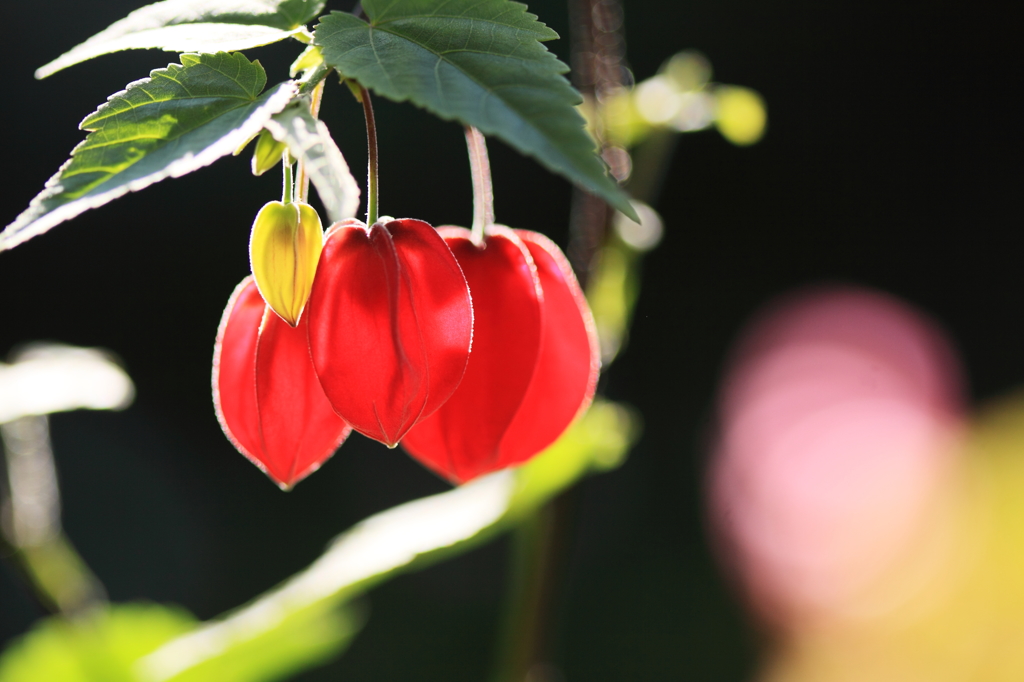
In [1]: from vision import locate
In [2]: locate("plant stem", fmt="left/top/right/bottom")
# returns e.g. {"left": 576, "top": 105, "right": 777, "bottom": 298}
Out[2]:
{"left": 296, "top": 80, "right": 326, "bottom": 204}
{"left": 491, "top": 492, "right": 576, "bottom": 682}
{"left": 282, "top": 155, "right": 294, "bottom": 204}
{"left": 1, "top": 416, "right": 106, "bottom": 615}
{"left": 464, "top": 126, "right": 494, "bottom": 245}
{"left": 360, "top": 85, "right": 379, "bottom": 225}
{"left": 566, "top": 0, "right": 630, "bottom": 288}
{"left": 491, "top": 1, "right": 632, "bottom": 679}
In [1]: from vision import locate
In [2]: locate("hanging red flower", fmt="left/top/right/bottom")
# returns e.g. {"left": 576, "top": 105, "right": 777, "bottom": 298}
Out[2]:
{"left": 401, "top": 226, "right": 600, "bottom": 483}
{"left": 213, "top": 277, "right": 351, "bottom": 489}
{"left": 306, "top": 217, "right": 474, "bottom": 447}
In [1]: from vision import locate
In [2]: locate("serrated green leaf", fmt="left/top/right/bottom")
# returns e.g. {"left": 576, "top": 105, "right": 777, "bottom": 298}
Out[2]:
{"left": 313, "top": 1, "right": 637, "bottom": 221}
{"left": 264, "top": 99, "right": 361, "bottom": 223}
{"left": 37, "top": 0, "right": 325, "bottom": 78}
{"left": 1, "top": 53, "right": 297, "bottom": 254}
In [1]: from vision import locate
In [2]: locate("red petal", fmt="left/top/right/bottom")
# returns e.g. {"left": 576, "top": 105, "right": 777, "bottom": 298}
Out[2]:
{"left": 213, "top": 277, "right": 350, "bottom": 489}
{"left": 307, "top": 219, "right": 472, "bottom": 446}
{"left": 213, "top": 278, "right": 265, "bottom": 462}
{"left": 389, "top": 219, "right": 476, "bottom": 419}
{"left": 401, "top": 227, "right": 543, "bottom": 482}
{"left": 256, "top": 307, "right": 352, "bottom": 488}
{"left": 501, "top": 230, "right": 600, "bottom": 464}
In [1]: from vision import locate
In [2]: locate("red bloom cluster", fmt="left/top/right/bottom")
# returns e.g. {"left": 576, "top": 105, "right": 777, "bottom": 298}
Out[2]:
{"left": 214, "top": 215, "right": 598, "bottom": 489}
{"left": 402, "top": 227, "right": 600, "bottom": 483}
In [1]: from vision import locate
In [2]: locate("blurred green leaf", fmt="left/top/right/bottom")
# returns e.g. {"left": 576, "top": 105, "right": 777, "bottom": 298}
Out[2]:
{"left": 37, "top": 0, "right": 324, "bottom": 78}
{"left": 507, "top": 400, "right": 636, "bottom": 520}
{"left": 313, "top": 1, "right": 637, "bottom": 221}
{"left": 0, "top": 603, "right": 196, "bottom": 682}
{"left": 142, "top": 603, "right": 362, "bottom": 682}
{"left": 1, "top": 53, "right": 297, "bottom": 253}
{"left": 139, "top": 400, "right": 637, "bottom": 681}
{"left": 0, "top": 403, "right": 635, "bottom": 682}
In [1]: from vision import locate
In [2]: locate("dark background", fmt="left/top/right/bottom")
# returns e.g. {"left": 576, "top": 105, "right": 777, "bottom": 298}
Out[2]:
{"left": 0, "top": 0, "right": 1020, "bottom": 679}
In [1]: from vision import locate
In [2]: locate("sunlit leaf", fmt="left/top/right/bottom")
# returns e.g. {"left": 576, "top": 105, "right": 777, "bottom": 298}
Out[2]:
{"left": 1, "top": 53, "right": 297, "bottom": 253}
{"left": 264, "top": 99, "right": 361, "bottom": 222}
{"left": 313, "top": 0, "right": 637, "bottom": 221}
{"left": 37, "top": 0, "right": 325, "bottom": 78}
{"left": 0, "top": 344, "right": 134, "bottom": 423}
{"left": 139, "top": 400, "right": 637, "bottom": 680}
{"left": 0, "top": 603, "right": 196, "bottom": 682}
{"left": 139, "top": 603, "right": 362, "bottom": 682}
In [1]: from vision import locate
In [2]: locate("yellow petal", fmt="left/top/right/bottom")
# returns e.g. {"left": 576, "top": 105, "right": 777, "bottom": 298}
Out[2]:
{"left": 249, "top": 201, "right": 323, "bottom": 326}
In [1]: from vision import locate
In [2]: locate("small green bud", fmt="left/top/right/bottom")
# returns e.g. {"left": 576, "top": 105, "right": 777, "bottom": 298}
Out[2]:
{"left": 252, "top": 130, "right": 292, "bottom": 177}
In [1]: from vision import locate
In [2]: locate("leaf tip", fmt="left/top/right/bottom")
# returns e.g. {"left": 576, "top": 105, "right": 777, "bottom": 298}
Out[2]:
{"left": 613, "top": 192, "right": 640, "bottom": 223}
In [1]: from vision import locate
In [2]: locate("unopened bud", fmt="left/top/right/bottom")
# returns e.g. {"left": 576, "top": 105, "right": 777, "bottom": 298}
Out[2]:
{"left": 251, "top": 130, "right": 291, "bottom": 177}
{"left": 250, "top": 201, "right": 323, "bottom": 326}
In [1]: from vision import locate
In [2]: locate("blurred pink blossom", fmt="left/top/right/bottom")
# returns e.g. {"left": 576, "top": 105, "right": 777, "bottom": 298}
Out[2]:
{"left": 708, "top": 287, "right": 965, "bottom": 629}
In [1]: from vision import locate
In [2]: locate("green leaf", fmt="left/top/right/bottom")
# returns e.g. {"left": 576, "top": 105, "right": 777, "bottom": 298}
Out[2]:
{"left": 264, "top": 99, "right": 361, "bottom": 223}
{"left": 1, "top": 53, "right": 297, "bottom": 254}
{"left": 137, "top": 400, "right": 637, "bottom": 681}
{"left": 139, "top": 603, "right": 362, "bottom": 682}
{"left": 313, "top": 1, "right": 637, "bottom": 221}
{"left": 36, "top": 0, "right": 325, "bottom": 78}
{"left": 0, "top": 603, "right": 196, "bottom": 682}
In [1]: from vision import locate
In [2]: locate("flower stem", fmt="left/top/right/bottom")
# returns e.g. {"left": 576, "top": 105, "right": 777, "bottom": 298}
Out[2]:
{"left": 282, "top": 155, "right": 294, "bottom": 204}
{"left": 296, "top": 80, "right": 325, "bottom": 204}
{"left": 464, "top": 126, "right": 494, "bottom": 246}
{"left": 490, "top": 491, "right": 576, "bottom": 682}
{"left": 2, "top": 416, "right": 107, "bottom": 615}
{"left": 360, "top": 84, "right": 379, "bottom": 225}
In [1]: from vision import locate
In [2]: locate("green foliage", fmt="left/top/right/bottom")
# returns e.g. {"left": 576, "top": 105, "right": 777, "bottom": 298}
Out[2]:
{"left": 0, "top": 600, "right": 359, "bottom": 682}
{"left": 134, "top": 400, "right": 637, "bottom": 680}
{"left": 313, "top": 0, "right": 637, "bottom": 221}
{"left": 0, "top": 603, "right": 196, "bottom": 682}
{"left": 0, "top": 403, "right": 635, "bottom": 681}
{"left": 37, "top": 0, "right": 325, "bottom": 78}
{"left": 140, "top": 603, "right": 362, "bottom": 682}
{"left": 0, "top": 53, "right": 296, "bottom": 253}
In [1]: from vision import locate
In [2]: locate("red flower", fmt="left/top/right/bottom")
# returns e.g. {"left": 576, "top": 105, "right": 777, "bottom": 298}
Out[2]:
{"left": 306, "top": 218, "right": 474, "bottom": 447}
{"left": 401, "top": 227, "right": 600, "bottom": 483}
{"left": 213, "top": 277, "right": 351, "bottom": 489}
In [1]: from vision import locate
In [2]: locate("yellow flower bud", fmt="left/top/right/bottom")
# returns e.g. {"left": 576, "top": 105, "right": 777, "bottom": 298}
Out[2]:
{"left": 249, "top": 201, "right": 323, "bottom": 327}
